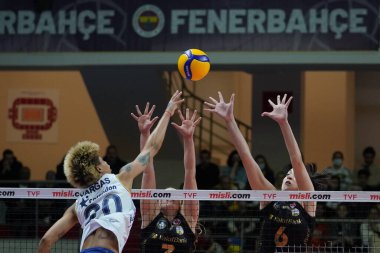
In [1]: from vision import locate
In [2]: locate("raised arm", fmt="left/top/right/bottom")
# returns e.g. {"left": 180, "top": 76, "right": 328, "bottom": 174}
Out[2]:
{"left": 131, "top": 102, "right": 160, "bottom": 228}
{"left": 38, "top": 204, "right": 78, "bottom": 253}
{"left": 171, "top": 109, "right": 201, "bottom": 232}
{"left": 118, "top": 91, "right": 183, "bottom": 190}
{"left": 261, "top": 95, "right": 315, "bottom": 214}
{"left": 261, "top": 94, "right": 313, "bottom": 191}
{"left": 204, "top": 92, "right": 275, "bottom": 191}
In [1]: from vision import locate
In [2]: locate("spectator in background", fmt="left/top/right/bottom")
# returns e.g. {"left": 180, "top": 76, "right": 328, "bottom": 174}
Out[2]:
{"left": 356, "top": 169, "right": 376, "bottom": 191}
{"left": 197, "top": 228, "right": 225, "bottom": 253}
{"left": 221, "top": 150, "right": 247, "bottom": 189}
{"left": 359, "top": 146, "right": 380, "bottom": 188}
{"left": 196, "top": 149, "right": 220, "bottom": 189}
{"left": 55, "top": 156, "right": 65, "bottom": 180}
{"left": 0, "top": 149, "right": 23, "bottom": 182}
{"left": 361, "top": 206, "right": 380, "bottom": 251}
{"left": 255, "top": 154, "right": 275, "bottom": 184}
{"left": 322, "top": 151, "right": 353, "bottom": 190}
{"left": 329, "top": 203, "right": 359, "bottom": 250}
{"left": 274, "top": 169, "right": 287, "bottom": 189}
{"left": 103, "top": 144, "right": 126, "bottom": 174}
{"left": 326, "top": 175, "right": 341, "bottom": 213}
{"left": 212, "top": 175, "right": 239, "bottom": 250}
{"left": 18, "top": 166, "right": 31, "bottom": 187}
{"left": 311, "top": 203, "right": 329, "bottom": 246}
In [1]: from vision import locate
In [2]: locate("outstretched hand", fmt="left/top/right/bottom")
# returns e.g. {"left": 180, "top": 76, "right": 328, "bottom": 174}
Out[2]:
{"left": 166, "top": 90, "right": 184, "bottom": 116}
{"left": 131, "top": 102, "right": 159, "bottom": 134}
{"left": 261, "top": 94, "right": 293, "bottom": 124}
{"left": 171, "top": 109, "right": 201, "bottom": 139}
{"left": 204, "top": 91, "right": 235, "bottom": 122}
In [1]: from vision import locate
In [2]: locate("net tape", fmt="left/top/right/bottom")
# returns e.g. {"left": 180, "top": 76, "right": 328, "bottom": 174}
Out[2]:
{"left": 0, "top": 188, "right": 379, "bottom": 202}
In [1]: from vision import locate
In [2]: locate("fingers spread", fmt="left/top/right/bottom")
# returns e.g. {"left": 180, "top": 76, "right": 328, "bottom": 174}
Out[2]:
{"left": 209, "top": 96, "right": 218, "bottom": 104}
{"left": 230, "top": 93, "right": 235, "bottom": 104}
{"left": 151, "top": 116, "right": 159, "bottom": 125}
{"left": 285, "top": 96, "right": 293, "bottom": 108}
{"left": 144, "top": 102, "right": 150, "bottom": 114}
{"left": 131, "top": 113, "right": 139, "bottom": 121}
{"left": 191, "top": 110, "right": 197, "bottom": 121}
{"left": 281, "top": 94, "right": 287, "bottom": 104}
{"left": 148, "top": 105, "right": 156, "bottom": 117}
{"left": 177, "top": 109, "right": 185, "bottom": 121}
{"left": 171, "top": 122, "right": 181, "bottom": 131}
{"left": 268, "top": 99, "right": 275, "bottom": 108}
{"left": 218, "top": 91, "right": 224, "bottom": 103}
{"left": 204, "top": 101, "right": 216, "bottom": 108}
{"left": 135, "top": 105, "right": 142, "bottom": 116}
{"left": 194, "top": 117, "right": 202, "bottom": 126}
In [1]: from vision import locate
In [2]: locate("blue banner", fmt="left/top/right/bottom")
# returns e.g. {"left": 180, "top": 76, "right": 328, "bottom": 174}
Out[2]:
{"left": 0, "top": 0, "right": 378, "bottom": 51}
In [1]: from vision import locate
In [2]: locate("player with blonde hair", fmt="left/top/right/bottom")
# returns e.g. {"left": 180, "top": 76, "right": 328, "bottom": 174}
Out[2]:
{"left": 38, "top": 91, "right": 184, "bottom": 253}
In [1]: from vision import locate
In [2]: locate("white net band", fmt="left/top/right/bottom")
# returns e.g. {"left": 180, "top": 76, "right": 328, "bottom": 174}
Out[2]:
{"left": 0, "top": 188, "right": 379, "bottom": 202}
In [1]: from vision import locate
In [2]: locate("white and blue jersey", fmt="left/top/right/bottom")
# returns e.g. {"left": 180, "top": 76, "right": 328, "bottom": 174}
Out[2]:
{"left": 75, "top": 174, "right": 136, "bottom": 253}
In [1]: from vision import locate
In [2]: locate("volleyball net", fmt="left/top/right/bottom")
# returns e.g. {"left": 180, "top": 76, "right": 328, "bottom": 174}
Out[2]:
{"left": 1, "top": 188, "right": 380, "bottom": 253}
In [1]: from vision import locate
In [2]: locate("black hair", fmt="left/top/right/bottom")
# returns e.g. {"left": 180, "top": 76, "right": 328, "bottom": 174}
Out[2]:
{"left": 200, "top": 149, "right": 211, "bottom": 156}
{"left": 363, "top": 146, "right": 376, "bottom": 156}
{"left": 255, "top": 154, "right": 269, "bottom": 166}
{"left": 283, "top": 163, "right": 328, "bottom": 191}
{"left": 106, "top": 144, "right": 117, "bottom": 153}
{"left": 332, "top": 151, "right": 344, "bottom": 160}
{"left": 358, "top": 168, "right": 370, "bottom": 178}
{"left": 227, "top": 150, "right": 243, "bottom": 167}
{"left": 3, "top": 149, "right": 13, "bottom": 157}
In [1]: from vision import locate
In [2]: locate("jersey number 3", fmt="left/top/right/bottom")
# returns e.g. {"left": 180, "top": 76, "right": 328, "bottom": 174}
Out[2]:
{"left": 84, "top": 194, "right": 123, "bottom": 225}
{"left": 162, "top": 243, "right": 175, "bottom": 253}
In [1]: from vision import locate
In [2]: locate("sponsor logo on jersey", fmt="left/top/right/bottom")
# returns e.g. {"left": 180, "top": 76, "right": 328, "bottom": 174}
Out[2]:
{"left": 172, "top": 218, "right": 181, "bottom": 226}
{"left": 291, "top": 208, "right": 300, "bottom": 217}
{"left": 157, "top": 219, "right": 167, "bottom": 229}
{"left": 176, "top": 225, "right": 184, "bottom": 235}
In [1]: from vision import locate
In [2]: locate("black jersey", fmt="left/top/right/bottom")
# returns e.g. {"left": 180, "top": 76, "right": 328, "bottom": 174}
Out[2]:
{"left": 141, "top": 212, "right": 196, "bottom": 253}
{"left": 258, "top": 201, "right": 315, "bottom": 253}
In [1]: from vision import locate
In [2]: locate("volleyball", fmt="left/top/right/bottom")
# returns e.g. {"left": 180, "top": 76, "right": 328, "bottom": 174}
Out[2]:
{"left": 177, "top": 49, "right": 210, "bottom": 81}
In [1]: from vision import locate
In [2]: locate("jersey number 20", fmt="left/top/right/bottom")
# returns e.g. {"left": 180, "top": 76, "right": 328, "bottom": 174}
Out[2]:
{"left": 84, "top": 194, "right": 123, "bottom": 224}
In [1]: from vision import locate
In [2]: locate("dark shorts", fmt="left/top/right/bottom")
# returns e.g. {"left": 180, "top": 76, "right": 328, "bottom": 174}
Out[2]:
{"left": 80, "top": 247, "right": 115, "bottom": 253}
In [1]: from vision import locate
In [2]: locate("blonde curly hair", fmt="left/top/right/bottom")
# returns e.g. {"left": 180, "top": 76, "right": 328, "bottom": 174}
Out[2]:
{"left": 64, "top": 141, "right": 102, "bottom": 188}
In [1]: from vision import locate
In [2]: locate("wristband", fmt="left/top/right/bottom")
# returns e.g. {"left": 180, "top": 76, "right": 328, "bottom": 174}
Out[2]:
{"left": 164, "top": 110, "right": 173, "bottom": 116}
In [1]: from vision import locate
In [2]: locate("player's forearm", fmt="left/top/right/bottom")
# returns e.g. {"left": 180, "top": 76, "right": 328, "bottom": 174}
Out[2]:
{"left": 183, "top": 137, "right": 196, "bottom": 177}
{"left": 38, "top": 236, "right": 54, "bottom": 253}
{"left": 140, "top": 132, "right": 149, "bottom": 151}
{"left": 225, "top": 119, "right": 252, "bottom": 158}
{"left": 278, "top": 121, "right": 302, "bottom": 164}
{"left": 225, "top": 117, "right": 274, "bottom": 190}
{"left": 143, "top": 111, "right": 171, "bottom": 157}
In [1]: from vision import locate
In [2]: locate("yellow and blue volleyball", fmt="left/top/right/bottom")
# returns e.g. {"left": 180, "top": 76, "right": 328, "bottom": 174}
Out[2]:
{"left": 177, "top": 49, "right": 210, "bottom": 81}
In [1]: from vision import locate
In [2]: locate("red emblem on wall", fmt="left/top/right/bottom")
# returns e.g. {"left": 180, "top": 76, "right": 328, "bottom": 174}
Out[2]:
{"left": 8, "top": 97, "right": 57, "bottom": 140}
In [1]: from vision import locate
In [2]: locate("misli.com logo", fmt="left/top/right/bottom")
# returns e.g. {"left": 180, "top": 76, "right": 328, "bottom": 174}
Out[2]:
{"left": 131, "top": 191, "right": 171, "bottom": 199}
{"left": 289, "top": 192, "right": 331, "bottom": 200}
{"left": 52, "top": 190, "right": 80, "bottom": 198}
{"left": 0, "top": 190, "right": 15, "bottom": 197}
{"left": 209, "top": 192, "right": 251, "bottom": 199}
